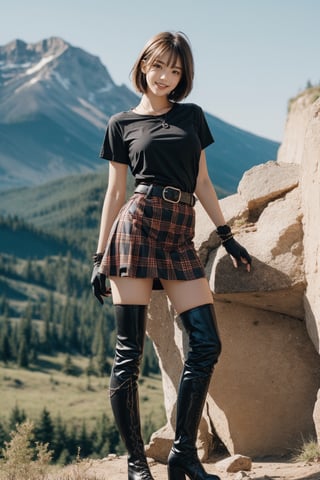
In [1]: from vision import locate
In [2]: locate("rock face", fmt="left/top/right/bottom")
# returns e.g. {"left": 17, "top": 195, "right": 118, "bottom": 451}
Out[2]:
{"left": 145, "top": 91, "right": 320, "bottom": 460}
{"left": 278, "top": 88, "right": 320, "bottom": 353}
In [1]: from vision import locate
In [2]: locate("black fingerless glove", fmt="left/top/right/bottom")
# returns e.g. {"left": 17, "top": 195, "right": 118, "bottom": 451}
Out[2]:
{"left": 90, "top": 252, "right": 111, "bottom": 304}
{"left": 216, "top": 225, "right": 252, "bottom": 267}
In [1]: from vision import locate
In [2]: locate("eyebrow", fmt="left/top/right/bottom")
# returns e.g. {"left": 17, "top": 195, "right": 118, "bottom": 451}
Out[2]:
{"left": 155, "top": 59, "right": 182, "bottom": 70}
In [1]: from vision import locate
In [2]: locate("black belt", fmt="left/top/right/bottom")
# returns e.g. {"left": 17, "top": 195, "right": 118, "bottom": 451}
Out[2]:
{"left": 134, "top": 184, "right": 196, "bottom": 207}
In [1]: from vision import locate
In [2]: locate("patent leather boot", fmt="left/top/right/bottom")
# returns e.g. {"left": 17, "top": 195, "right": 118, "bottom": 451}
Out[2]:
{"left": 167, "top": 303, "right": 221, "bottom": 480}
{"left": 110, "top": 304, "right": 154, "bottom": 480}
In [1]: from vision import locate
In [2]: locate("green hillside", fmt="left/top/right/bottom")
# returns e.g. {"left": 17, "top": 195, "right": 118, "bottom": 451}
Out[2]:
{"left": 0, "top": 171, "right": 105, "bottom": 257}
{"left": 0, "top": 169, "right": 139, "bottom": 258}
{"left": 0, "top": 215, "right": 79, "bottom": 259}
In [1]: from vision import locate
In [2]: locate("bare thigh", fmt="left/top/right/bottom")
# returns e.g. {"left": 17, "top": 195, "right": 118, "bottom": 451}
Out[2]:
{"left": 109, "top": 276, "right": 153, "bottom": 305}
{"left": 161, "top": 277, "right": 213, "bottom": 314}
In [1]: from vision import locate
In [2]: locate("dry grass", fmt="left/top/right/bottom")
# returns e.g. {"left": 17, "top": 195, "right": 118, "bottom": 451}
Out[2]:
{"left": 294, "top": 439, "right": 320, "bottom": 463}
{"left": 0, "top": 421, "right": 52, "bottom": 480}
{"left": 0, "top": 354, "right": 164, "bottom": 431}
{"left": 0, "top": 421, "right": 100, "bottom": 480}
{"left": 48, "top": 451, "right": 99, "bottom": 480}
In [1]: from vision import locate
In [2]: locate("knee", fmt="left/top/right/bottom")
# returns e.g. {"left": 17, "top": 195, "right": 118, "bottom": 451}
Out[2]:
{"left": 207, "top": 336, "right": 222, "bottom": 364}
{"left": 180, "top": 303, "right": 222, "bottom": 368}
{"left": 189, "top": 336, "right": 221, "bottom": 371}
{"left": 112, "top": 340, "right": 143, "bottom": 382}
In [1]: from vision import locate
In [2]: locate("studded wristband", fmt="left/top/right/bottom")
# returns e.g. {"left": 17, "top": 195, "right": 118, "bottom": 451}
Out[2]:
{"left": 216, "top": 224, "right": 233, "bottom": 243}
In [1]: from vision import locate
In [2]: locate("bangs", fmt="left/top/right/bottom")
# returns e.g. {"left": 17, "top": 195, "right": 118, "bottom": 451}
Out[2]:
{"left": 144, "top": 44, "right": 181, "bottom": 70}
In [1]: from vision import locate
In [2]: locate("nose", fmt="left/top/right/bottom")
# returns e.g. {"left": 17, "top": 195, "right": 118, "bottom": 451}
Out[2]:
{"left": 159, "top": 68, "right": 169, "bottom": 80}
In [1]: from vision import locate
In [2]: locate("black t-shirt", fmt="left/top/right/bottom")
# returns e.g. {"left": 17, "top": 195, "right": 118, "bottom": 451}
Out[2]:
{"left": 99, "top": 102, "right": 214, "bottom": 192}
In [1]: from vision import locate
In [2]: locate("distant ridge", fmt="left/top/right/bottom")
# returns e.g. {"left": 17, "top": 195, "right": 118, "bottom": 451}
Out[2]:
{"left": 0, "top": 37, "right": 279, "bottom": 194}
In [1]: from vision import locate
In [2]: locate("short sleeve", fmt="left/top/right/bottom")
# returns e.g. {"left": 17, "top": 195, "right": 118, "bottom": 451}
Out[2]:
{"left": 195, "top": 105, "right": 214, "bottom": 149}
{"left": 99, "top": 115, "right": 129, "bottom": 164}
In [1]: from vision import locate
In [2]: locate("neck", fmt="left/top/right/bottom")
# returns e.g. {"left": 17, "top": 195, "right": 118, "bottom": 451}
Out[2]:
{"left": 138, "top": 95, "right": 172, "bottom": 114}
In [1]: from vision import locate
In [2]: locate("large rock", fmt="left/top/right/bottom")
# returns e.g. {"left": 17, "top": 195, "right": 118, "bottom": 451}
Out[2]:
{"left": 314, "top": 390, "right": 320, "bottom": 445}
{"left": 237, "top": 160, "right": 299, "bottom": 212}
{"left": 210, "top": 185, "right": 305, "bottom": 318}
{"left": 300, "top": 99, "right": 320, "bottom": 352}
{"left": 145, "top": 90, "right": 320, "bottom": 460}
{"left": 276, "top": 91, "right": 320, "bottom": 353}
{"left": 277, "top": 90, "right": 319, "bottom": 165}
{"left": 208, "top": 302, "right": 319, "bottom": 456}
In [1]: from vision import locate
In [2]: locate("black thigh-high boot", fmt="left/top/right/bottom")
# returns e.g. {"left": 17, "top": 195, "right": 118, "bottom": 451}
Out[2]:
{"left": 110, "top": 304, "right": 154, "bottom": 480}
{"left": 167, "top": 303, "right": 222, "bottom": 480}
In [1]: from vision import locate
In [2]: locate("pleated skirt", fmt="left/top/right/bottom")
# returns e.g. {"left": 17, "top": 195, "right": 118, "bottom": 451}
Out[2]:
{"left": 99, "top": 193, "right": 205, "bottom": 287}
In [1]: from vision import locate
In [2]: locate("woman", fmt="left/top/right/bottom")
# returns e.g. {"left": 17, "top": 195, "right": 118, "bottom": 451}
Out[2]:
{"left": 91, "top": 31, "right": 251, "bottom": 480}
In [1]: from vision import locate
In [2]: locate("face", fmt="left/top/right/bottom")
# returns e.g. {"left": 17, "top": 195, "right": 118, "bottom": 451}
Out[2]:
{"left": 142, "top": 52, "right": 183, "bottom": 98}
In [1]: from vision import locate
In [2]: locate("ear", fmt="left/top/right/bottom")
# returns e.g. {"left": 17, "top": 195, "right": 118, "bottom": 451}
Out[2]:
{"left": 140, "top": 59, "right": 147, "bottom": 74}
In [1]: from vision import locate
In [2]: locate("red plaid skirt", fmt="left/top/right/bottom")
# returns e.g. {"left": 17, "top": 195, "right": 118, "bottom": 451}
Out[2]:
{"left": 99, "top": 193, "right": 205, "bottom": 286}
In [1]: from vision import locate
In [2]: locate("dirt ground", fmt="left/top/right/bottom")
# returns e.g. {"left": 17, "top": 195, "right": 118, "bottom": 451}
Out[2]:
{"left": 57, "top": 455, "right": 320, "bottom": 480}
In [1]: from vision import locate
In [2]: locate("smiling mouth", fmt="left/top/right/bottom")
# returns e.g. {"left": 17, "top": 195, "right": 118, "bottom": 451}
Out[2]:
{"left": 156, "top": 82, "right": 168, "bottom": 88}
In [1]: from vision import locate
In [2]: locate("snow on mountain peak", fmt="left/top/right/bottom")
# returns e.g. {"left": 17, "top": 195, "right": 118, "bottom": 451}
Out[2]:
{"left": 25, "top": 55, "right": 56, "bottom": 76}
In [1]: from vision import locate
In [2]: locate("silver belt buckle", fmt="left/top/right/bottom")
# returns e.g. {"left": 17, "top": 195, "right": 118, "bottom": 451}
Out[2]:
{"left": 162, "top": 186, "right": 181, "bottom": 203}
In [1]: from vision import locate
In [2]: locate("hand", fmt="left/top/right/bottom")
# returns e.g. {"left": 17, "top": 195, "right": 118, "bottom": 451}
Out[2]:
{"left": 216, "top": 224, "right": 252, "bottom": 272}
{"left": 91, "top": 253, "right": 112, "bottom": 304}
{"left": 222, "top": 237, "right": 252, "bottom": 272}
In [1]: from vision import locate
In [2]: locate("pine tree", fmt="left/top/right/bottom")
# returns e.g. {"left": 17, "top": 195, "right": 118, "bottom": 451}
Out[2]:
{"left": 86, "top": 356, "right": 96, "bottom": 377}
{"left": 62, "top": 354, "right": 77, "bottom": 375}
{"left": 306, "top": 79, "right": 313, "bottom": 89}
{"left": 8, "top": 404, "right": 27, "bottom": 431}
{"left": 34, "top": 407, "right": 54, "bottom": 445}
{"left": 51, "top": 315, "right": 60, "bottom": 351}
{"left": 22, "top": 259, "right": 32, "bottom": 281}
{"left": 61, "top": 300, "right": 79, "bottom": 351}
{"left": 92, "top": 311, "right": 114, "bottom": 370}
{"left": 0, "top": 314, "right": 12, "bottom": 362}
{"left": 30, "top": 324, "right": 40, "bottom": 363}
{"left": 77, "top": 420, "right": 92, "bottom": 458}
{"left": 142, "top": 356, "right": 150, "bottom": 377}
{"left": 42, "top": 293, "right": 54, "bottom": 353}
{"left": 91, "top": 413, "right": 119, "bottom": 456}
{"left": 17, "top": 337, "right": 29, "bottom": 368}
{"left": 66, "top": 422, "right": 78, "bottom": 460}
{"left": 10, "top": 323, "right": 19, "bottom": 360}
{"left": 19, "top": 304, "right": 33, "bottom": 347}
{"left": 51, "top": 415, "right": 68, "bottom": 462}
{"left": 95, "top": 338, "right": 110, "bottom": 377}
{"left": 0, "top": 295, "right": 10, "bottom": 316}
{"left": 0, "top": 419, "right": 9, "bottom": 450}
{"left": 0, "top": 332, "right": 11, "bottom": 362}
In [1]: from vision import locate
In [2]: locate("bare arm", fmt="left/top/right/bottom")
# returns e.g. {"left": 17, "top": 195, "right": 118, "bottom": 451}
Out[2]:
{"left": 96, "top": 161, "right": 128, "bottom": 253}
{"left": 194, "top": 150, "right": 226, "bottom": 227}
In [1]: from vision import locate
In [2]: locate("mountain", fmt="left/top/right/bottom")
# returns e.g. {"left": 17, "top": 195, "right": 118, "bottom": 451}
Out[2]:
{"left": 0, "top": 214, "right": 78, "bottom": 258}
{"left": 0, "top": 37, "right": 279, "bottom": 194}
{"left": 0, "top": 37, "right": 137, "bottom": 190}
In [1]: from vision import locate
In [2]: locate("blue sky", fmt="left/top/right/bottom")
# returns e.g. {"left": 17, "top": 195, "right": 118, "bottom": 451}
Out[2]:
{"left": 1, "top": 0, "right": 319, "bottom": 142}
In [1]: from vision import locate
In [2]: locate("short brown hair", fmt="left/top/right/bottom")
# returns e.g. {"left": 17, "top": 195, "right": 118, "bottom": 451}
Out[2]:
{"left": 131, "top": 31, "right": 194, "bottom": 102}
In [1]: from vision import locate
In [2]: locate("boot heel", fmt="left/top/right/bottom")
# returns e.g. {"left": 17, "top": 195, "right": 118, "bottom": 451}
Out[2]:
{"left": 167, "top": 465, "right": 185, "bottom": 480}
